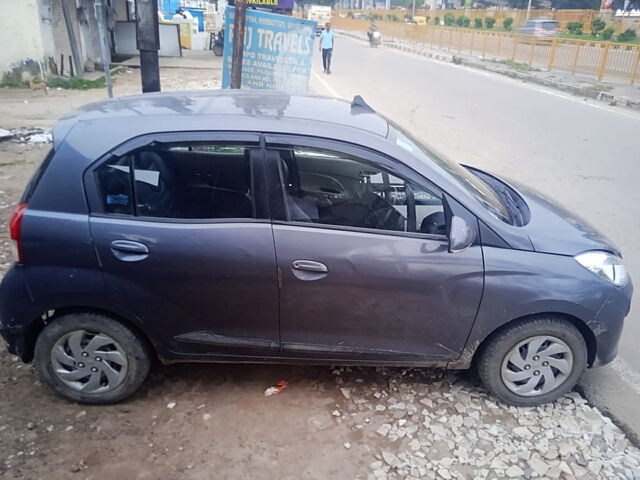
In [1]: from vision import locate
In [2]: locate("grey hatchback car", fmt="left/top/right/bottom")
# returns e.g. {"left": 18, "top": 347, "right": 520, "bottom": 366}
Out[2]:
{"left": 0, "top": 91, "right": 632, "bottom": 406}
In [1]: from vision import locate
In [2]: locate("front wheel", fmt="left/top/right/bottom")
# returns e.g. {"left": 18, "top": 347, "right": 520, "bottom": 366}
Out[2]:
{"left": 34, "top": 313, "right": 151, "bottom": 404}
{"left": 477, "top": 316, "right": 587, "bottom": 406}
{"left": 213, "top": 43, "right": 224, "bottom": 56}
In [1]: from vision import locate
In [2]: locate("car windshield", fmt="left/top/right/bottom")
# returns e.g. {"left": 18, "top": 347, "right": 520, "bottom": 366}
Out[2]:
{"left": 388, "top": 125, "right": 512, "bottom": 224}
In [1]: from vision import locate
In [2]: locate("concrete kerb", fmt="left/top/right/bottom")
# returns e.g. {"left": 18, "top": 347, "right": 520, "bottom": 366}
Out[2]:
{"left": 335, "top": 29, "right": 640, "bottom": 112}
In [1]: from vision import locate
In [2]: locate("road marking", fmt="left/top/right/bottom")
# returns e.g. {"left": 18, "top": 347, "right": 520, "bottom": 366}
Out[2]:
{"left": 608, "top": 357, "right": 640, "bottom": 396}
{"left": 311, "top": 69, "right": 342, "bottom": 99}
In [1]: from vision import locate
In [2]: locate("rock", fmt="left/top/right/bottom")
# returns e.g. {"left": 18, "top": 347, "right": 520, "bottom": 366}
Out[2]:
{"left": 544, "top": 447, "right": 559, "bottom": 460}
{"left": 203, "top": 413, "right": 211, "bottom": 421}
{"left": 558, "top": 461, "right": 572, "bottom": 475}
{"left": 547, "top": 466, "right": 561, "bottom": 479}
{"left": 505, "top": 465, "right": 525, "bottom": 478}
{"left": 331, "top": 410, "right": 341, "bottom": 417}
{"left": 398, "top": 419, "right": 407, "bottom": 427}
{"left": 340, "top": 387, "right": 351, "bottom": 399}
{"left": 420, "top": 398, "right": 434, "bottom": 408}
{"left": 528, "top": 456, "right": 549, "bottom": 476}
{"left": 409, "top": 439, "right": 421, "bottom": 451}
{"left": 389, "top": 402, "right": 406, "bottom": 410}
{"left": 454, "top": 402, "right": 467, "bottom": 414}
{"left": 430, "top": 424, "right": 447, "bottom": 437}
{"left": 26, "top": 422, "right": 35, "bottom": 430}
{"left": 65, "top": 425, "right": 73, "bottom": 432}
{"left": 166, "top": 402, "right": 176, "bottom": 409}
{"left": 463, "top": 416, "right": 476, "bottom": 428}
{"left": 382, "top": 451, "right": 401, "bottom": 467}
{"left": 512, "top": 426, "right": 533, "bottom": 439}
{"left": 70, "top": 464, "right": 81, "bottom": 473}
{"left": 588, "top": 460, "right": 603, "bottom": 475}
{"left": 344, "top": 442, "right": 351, "bottom": 449}
{"left": 46, "top": 425, "right": 54, "bottom": 432}
{"left": 437, "top": 468, "right": 452, "bottom": 479}
{"left": 376, "top": 405, "right": 386, "bottom": 412}
{"left": 377, "top": 424, "right": 392, "bottom": 437}
{"left": 75, "top": 411, "right": 87, "bottom": 419}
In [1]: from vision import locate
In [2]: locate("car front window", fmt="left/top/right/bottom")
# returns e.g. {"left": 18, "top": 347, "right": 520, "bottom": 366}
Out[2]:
{"left": 389, "top": 125, "right": 513, "bottom": 224}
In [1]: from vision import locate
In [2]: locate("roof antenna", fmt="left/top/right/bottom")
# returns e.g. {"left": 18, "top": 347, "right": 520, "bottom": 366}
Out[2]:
{"left": 351, "top": 95, "right": 375, "bottom": 114}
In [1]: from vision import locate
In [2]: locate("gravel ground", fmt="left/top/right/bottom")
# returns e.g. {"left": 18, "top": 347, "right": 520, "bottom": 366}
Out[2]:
{"left": 1, "top": 68, "right": 640, "bottom": 479}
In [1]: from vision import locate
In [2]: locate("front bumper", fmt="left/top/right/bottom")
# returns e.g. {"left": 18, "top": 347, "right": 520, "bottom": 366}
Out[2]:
{"left": 0, "top": 266, "right": 41, "bottom": 361}
{"left": 589, "top": 279, "right": 633, "bottom": 367}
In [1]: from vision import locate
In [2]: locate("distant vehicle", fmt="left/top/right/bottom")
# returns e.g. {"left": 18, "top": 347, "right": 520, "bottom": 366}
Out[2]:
{"left": 368, "top": 29, "right": 382, "bottom": 47}
{"left": 352, "top": 12, "right": 367, "bottom": 20}
{"left": 307, "top": 5, "right": 332, "bottom": 35}
{"left": 518, "top": 19, "right": 561, "bottom": 38}
{"left": 0, "top": 91, "right": 632, "bottom": 406}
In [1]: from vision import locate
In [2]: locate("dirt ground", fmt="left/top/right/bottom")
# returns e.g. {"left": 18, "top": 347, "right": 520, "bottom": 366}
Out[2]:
{"left": 1, "top": 66, "right": 640, "bottom": 480}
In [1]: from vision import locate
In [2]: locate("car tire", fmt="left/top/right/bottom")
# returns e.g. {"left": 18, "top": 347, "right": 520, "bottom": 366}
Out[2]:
{"left": 477, "top": 316, "right": 587, "bottom": 406}
{"left": 34, "top": 312, "right": 151, "bottom": 404}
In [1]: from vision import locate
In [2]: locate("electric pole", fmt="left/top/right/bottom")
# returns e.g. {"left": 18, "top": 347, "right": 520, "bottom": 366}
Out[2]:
{"left": 136, "top": 0, "right": 161, "bottom": 93}
{"left": 231, "top": 0, "right": 247, "bottom": 89}
{"left": 94, "top": 0, "right": 113, "bottom": 98}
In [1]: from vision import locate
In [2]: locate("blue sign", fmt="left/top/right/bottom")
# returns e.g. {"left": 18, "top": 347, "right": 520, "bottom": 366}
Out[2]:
{"left": 222, "top": 8, "right": 317, "bottom": 93}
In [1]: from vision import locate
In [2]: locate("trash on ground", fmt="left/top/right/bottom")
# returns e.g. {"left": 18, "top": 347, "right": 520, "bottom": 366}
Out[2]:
{"left": 264, "top": 380, "right": 288, "bottom": 396}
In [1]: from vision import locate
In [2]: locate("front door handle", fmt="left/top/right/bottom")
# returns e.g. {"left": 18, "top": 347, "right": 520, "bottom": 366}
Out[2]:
{"left": 110, "top": 240, "right": 149, "bottom": 262}
{"left": 292, "top": 260, "right": 328, "bottom": 273}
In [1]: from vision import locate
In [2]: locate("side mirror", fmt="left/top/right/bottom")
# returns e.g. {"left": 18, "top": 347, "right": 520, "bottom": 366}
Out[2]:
{"left": 448, "top": 216, "right": 475, "bottom": 253}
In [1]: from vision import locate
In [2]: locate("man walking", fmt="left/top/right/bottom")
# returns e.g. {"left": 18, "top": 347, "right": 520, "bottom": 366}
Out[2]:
{"left": 319, "top": 23, "right": 334, "bottom": 74}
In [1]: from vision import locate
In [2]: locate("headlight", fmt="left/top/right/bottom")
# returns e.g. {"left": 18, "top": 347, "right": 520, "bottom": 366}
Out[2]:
{"left": 575, "top": 251, "right": 628, "bottom": 286}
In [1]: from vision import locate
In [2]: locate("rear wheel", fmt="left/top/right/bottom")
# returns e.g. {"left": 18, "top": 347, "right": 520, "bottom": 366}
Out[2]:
{"left": 213, "top": 43, "right": 224, "bottom": 56}
{"left": 34, "top": 313, "right": 150, "bottom": 404}
{"left": 477, "top": 316, "right": 587, "bottom": 406}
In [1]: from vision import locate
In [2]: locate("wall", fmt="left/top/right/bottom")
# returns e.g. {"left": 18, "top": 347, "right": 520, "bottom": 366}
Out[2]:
{"left": 0, "top": 0, "right": 54, "bottom": 82}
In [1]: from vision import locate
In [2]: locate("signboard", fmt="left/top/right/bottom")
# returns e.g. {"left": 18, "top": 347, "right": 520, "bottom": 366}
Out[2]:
{"left": 228, "top": 0, "right": 295, "bottom": 11}
{"left": 221, "top": 8, "right": 317, "bottom": 93}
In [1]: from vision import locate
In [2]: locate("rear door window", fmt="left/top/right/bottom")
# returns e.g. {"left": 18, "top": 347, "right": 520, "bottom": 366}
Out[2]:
{"left": 95, "top": 143, "right": 255, "bottom": 220}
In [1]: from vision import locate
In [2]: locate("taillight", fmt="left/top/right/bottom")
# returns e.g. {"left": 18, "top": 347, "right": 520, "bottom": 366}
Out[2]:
{"left": 9, "top": 204, "right": 28, "bottom": 264}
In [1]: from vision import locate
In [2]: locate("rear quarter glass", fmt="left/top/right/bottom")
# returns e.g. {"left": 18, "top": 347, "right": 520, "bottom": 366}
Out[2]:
{"left": 21, "top": 148, "right": 55, "bottom": 203}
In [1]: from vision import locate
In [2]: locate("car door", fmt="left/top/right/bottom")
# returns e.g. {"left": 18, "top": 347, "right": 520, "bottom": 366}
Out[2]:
{"left": 85, "top": 132, "right": 280, "bottom": 359}
{"left": 264, "top": 135, "right": 484, "bottom": 362}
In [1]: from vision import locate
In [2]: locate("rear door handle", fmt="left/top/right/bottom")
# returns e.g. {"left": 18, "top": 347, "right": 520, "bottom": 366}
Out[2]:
{"left": 110, "top": 240, "right": 149, "bottom": 262}
{"left": 292, "top": 260, "right": 328, "bottom": 273}
{"left": 111, "top": 240, "right": 149, "bottom": 254}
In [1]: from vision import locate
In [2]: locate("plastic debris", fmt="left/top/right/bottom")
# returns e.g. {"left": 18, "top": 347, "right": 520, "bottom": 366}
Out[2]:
{"left": 264, "top": 380, "right": 288, "bottom": 396}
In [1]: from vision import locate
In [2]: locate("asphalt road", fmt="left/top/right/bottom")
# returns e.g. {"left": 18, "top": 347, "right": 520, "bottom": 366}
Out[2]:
{"left": 310, "top": 34, "right": 640, "bottom": 438}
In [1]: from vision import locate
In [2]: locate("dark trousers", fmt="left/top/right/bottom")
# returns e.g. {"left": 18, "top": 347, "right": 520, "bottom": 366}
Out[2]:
{"left": 322, "top": 48, "right": 333, "bottom": 72}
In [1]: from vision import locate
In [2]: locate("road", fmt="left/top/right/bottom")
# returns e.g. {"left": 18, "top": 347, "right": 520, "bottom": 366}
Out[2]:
{"left": 310, "top": 33, "right": 640, "bottom": 438}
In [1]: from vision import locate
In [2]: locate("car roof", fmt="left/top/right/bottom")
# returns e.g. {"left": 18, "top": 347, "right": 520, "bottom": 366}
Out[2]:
{"left": 54, "top": 90, "right": 390, "bottom": 157}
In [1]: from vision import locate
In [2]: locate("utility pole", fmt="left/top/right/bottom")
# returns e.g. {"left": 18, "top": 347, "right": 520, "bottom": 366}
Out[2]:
{"left": 412, "top": 0, "right": 416, "bottom": 19}
{"left": 231, "top": 0, "right": 247, "bottom": 89}
{"left": 94, "top": 0, "right": 113, "bottom": 98}
{"left": 525, "top": 0, "right": 532, "bottom": 22}
{"left": 136, "top": 0, "right": 161, "bottom": 92}
{"left": 59, "top": 0, "right": 84, "bottom": 78}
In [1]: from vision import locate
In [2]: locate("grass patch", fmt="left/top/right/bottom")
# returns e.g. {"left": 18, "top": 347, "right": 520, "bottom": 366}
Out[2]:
{"left": 46, "top": 67, "right": 124, "bottom": 90}
{"left": 559, "top": 32, "right": 640, "bottom": 45}
{"left": 496, "top": 59, "right": 537, "bottom": 72}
